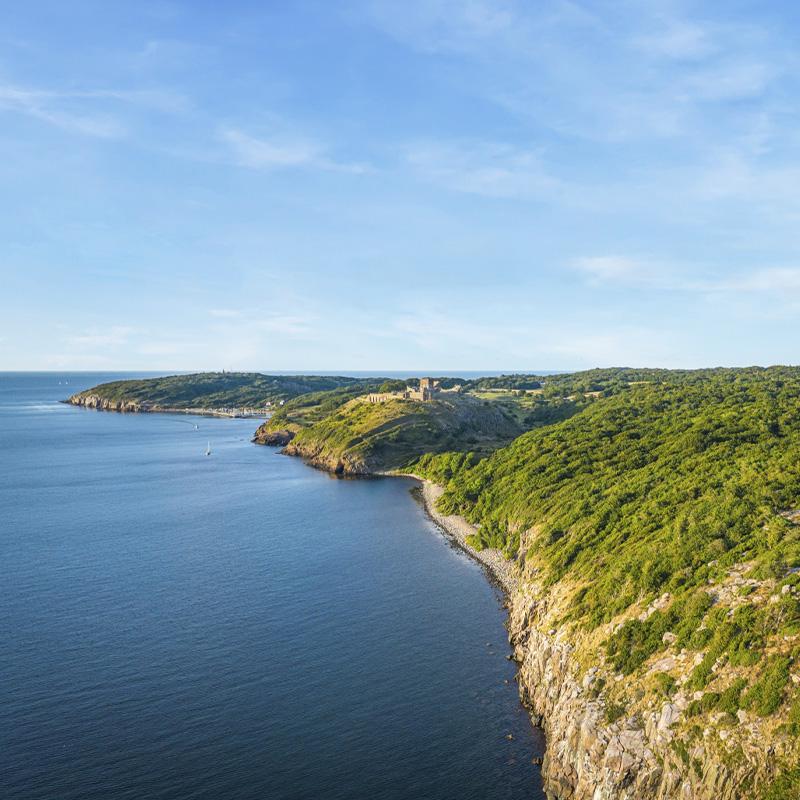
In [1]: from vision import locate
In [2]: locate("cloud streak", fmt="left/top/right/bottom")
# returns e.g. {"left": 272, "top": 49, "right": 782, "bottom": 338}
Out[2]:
{"left": 222, "top": 127, "right": 369, "bottom": 173}
{"left": 405, "top": 140, "right": 562, "bottom": 198}
{"left": 0, "top": 82, "right": 189, "bottom": 138}
{"left": 572, "top": 255, "right": 800, "bottom": 299}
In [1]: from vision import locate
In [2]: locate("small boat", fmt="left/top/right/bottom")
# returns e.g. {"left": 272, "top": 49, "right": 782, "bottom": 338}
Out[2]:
{"left": 205, "top": 441, "right": 211, "bottom": 456}
{"left": 194, "top": 424, "right": 198, "bottom": 430}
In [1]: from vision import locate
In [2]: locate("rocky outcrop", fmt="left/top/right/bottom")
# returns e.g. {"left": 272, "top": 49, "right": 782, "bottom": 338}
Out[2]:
{"left": 505, "top": 574, "right": 782, "bottom": 800}
{"left": 252, "top": 425, "right": 295, "bottom": 446}
{"left": 68, "top": 393, "right": 147, "bottom": 412}
{"left": 281, "top": 439, "right": 372, "bottom": 475}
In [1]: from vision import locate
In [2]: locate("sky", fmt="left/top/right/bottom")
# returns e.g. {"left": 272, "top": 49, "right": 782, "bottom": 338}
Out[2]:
{"left": 3, "top": 0, "right": 800, "bottom": 372}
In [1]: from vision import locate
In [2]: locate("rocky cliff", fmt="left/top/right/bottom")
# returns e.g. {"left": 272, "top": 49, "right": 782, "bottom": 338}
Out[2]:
{"left": 252, "top": 425, "right": 295, "bottom": 446}
{"left": 417, "top": 482, "right": 793, "bottom": 799}
{"left": 281, "top": 438, "right": 375, "bottom": 475}
{"left": 503, "top": 535, "right": 790, "bottom": 800}
{"left": 68, "top": 393, "right": 147, "bottom": 412}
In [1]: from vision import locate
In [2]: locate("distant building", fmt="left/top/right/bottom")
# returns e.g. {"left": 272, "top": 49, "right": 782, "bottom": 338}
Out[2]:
{"left": 365, "top": 378, "right": 441, "bottom": 404}
{"left": 404, "top": 377, "right": 440, "bottom": 402}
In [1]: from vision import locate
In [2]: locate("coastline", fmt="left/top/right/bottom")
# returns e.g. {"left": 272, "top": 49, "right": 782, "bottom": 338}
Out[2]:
{"left": 405, "top": 473, "right": 752, "bottom": 800}
{"left": 411, "top": 477, "right": 519, "bottom": 596}
{"left": 65, "top": 397, "right": 269, "bottom": 419}
{"left": 239, "top": 453, "right": 782, "bottom": 798}
{"left": 65, "top": 392, "right": 784, "bottom": 798}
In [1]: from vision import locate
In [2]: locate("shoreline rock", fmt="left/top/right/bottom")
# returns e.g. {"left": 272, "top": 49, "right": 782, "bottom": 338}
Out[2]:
{"left": 252, "top": 428, "right": 295, "bottom": 446}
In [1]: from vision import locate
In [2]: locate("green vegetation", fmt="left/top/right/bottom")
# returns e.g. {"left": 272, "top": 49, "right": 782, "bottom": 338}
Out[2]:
{"left": 256, "top": 381, "right": 385, "bottom": 434}
{"left": 685, "top": 679, "right": 746, "bottom": 717}
{"left": 743, "top": 656, "right": 792, "bottom": 716}
{"left": 465, "top": 374, "right": 544, "bottom": 391}
{"left": 436, "top": 368, "right": 800, "bottom": 615}
{"left": 407, "top": 366, "right": 800, "bottom": 741}
{"left": 73, "top": 365, "right": 800, "bottom": 790}
{"left": 378, "top": 379, "right": 407, "bottom": 393}
{"left": 70, "top": 372, "right": 365, "bottom": 410}
{"left": 606, "top": 591, "right": 712, "bottom": 674}
{"left": 763, "top": 767, "right": 800, "bottom": 800}
{"left": 413, "top": 451, "right": 483, "bottom": 484}
{"left": 605, "top": 701, "right": 627, "bottom": 724}
{"left": 284, "top": 393, "right": 526, "bottom": 473}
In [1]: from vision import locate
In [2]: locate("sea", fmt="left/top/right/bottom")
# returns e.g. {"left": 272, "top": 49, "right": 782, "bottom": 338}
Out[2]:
{"left": 1, "top": 372, "right": 545, "bottom": 800}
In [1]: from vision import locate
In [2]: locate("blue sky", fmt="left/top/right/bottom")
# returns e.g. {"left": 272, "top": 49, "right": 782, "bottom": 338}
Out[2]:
{"left": 3, "top": 1, "right": 800, "bottom": 371}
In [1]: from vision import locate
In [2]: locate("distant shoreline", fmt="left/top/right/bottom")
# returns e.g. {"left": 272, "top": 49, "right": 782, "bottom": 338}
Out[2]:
{"left": 63, "top": 397, "right": 271, "bottom": 419}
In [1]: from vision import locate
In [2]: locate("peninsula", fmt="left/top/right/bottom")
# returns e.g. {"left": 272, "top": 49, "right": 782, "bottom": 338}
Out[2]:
{"left": 67, "top": 372, "right": 372, "bottom": 416}
{"left": 69, "top": 367, "right": 800, "bottom": 799}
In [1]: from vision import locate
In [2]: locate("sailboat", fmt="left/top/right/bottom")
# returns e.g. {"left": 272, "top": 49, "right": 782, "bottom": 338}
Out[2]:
{"left": 205, "top": 441, "right": 212, "bottom": 456}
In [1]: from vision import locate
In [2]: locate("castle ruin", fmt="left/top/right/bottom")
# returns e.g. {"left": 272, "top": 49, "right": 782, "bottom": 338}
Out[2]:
{"left": 366, "top": 377, "right": 441, "bottom": 404}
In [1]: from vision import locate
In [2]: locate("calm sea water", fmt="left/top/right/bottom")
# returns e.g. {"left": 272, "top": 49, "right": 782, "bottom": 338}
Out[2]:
{"left": 1, "top": 373, "right": 545, "bottom": 800}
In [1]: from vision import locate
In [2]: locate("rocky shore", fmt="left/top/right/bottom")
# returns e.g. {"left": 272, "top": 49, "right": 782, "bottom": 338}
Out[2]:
{"left": 153, "top": 415, "right": 788, "bottom": 799}
{"left": 417, "top": 480, "right": 518, "bottom": 595}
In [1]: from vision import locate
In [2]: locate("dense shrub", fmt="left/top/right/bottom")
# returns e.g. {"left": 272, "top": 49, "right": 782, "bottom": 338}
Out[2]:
{"left": 743, "top": 656, "right": 792, "bottom": 716}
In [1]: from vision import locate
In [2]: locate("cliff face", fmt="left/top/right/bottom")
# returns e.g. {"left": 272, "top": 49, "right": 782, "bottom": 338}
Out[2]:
{"left": 281, "top": 438, "right": 373, "bottom": 475}
{"left": 252, "top": 423, "right": 295, "bottom": 446}
{"left": 418, "top": 481, "right": 789, "bottom": 799}
{"left": 69, "top": 393, "right": 147, "bottom": 412}
{"left": 268, "top": 451, "right": 791, "bottom": 797}
{"left": 504, "top": 545, "right": 783, "bottom": 800}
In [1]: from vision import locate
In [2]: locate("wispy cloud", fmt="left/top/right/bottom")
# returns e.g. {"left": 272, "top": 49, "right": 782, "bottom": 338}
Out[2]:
{"left": 405, "top": 140, "right": 562, "bottom": 198}
{"left": 572, "top": 255, "right": 800, "bottom": 298}
{"left": 573, "top": 256, "right": 640, "bottom": 283}
{"left": 0, "top": 84, "right": 126, "bottom": 137}
{"left": 571, "top": 255, "right": 700, "bottom": 291}
{"left": 682, "top": 61, "right": 773, "bottom": 102}
{"left": 366, "top": 1, "right": 792, "bottom": 149}
{"left": 633, "top": 19, "right": 717, "bottom": 61}
{"left": 252, "top": 314, "right": 318, "bottom": 338}
{"left": 222, "top": 127, "right": 368, "bottom": 173}
{"left": 721, "top": 267, "right": 800, "bottom": 292}
{"left": 538, "top": 326, "right": 681, "bottom": 367}
{"left": 0, "top": 82, "right": 188, "bottom": 138}
{"left": 222, "top": 128, "right": 322, "bottom": 169}
{"left": 208, "top": 306, "right": 321, "bottom": 340}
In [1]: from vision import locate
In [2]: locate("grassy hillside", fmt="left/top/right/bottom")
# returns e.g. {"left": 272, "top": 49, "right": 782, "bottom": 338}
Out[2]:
{"left": 69, "top": 372, "right": 363, "bottom": 410}
{"left": 254, "top": 381, "right": 385, "bottom": 438}
{"left": 281, "top": 393, "right": 529, "bottom": 473}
